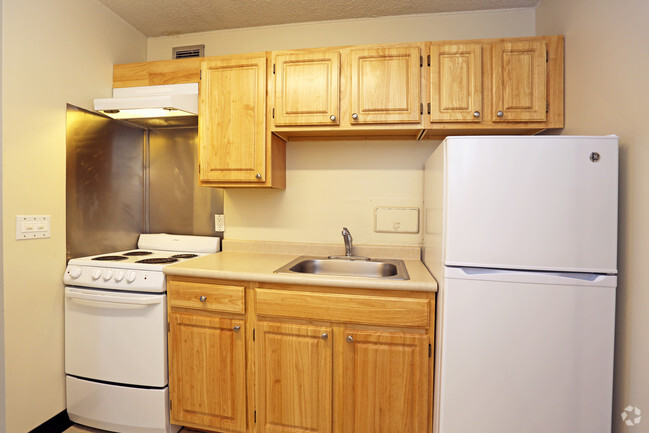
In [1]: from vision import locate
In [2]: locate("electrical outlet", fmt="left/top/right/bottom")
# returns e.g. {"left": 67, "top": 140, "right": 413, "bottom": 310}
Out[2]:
{"left": 215, "top": 214, "right": 225, "bottom": 232}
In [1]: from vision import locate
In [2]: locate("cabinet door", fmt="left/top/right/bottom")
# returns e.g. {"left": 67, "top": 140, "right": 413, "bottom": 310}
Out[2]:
{"left": 169, "top": 312, "right": 246, "bottom": 433}
{"left": 349, "top": 45, "right": 421, "bottom": 124}
{"left": 273, "top": 52, "right": 340, "bottom": 126}
{"left": 256, "top": 321, "right": 333, "bottom": 433}
{"left": 199, "top": 55, "right": 267, "bottom": 183}
{"left": 339, "top": 330, "right": 429, "bottom": 433}
{"left": 429, "top": 43, "right": 482, "bottom": 122}
{"left": 492, "top": 40, "right": 547, "bottom": 122}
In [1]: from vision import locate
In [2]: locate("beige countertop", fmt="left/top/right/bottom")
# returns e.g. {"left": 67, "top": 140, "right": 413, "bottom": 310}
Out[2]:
{"left": 164, "top": 242, "right": 438, "bottom": 292}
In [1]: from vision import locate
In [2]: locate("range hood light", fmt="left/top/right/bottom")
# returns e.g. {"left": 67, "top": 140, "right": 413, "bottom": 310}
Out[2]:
{"left": 94, "top": 83, "right": 198, "bottom": 121}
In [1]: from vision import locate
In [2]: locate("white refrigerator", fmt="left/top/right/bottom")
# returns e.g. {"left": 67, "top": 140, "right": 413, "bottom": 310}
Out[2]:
{"left": 423, "top": 135, "right": 618, "bottom": 433}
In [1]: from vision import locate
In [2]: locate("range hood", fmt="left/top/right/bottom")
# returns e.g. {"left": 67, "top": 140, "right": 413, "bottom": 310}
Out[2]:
{"left": 93, "top": 83, "right": 198, "bottom": 128}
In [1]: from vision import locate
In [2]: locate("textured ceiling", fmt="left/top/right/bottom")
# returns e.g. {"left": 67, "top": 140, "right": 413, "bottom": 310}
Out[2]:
{"left": 97, "top": 0, "right": 539, "bottom": 37}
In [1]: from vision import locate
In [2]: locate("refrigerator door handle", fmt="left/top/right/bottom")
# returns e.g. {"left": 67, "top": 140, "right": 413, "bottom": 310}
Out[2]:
{"left": 446, "top": 266, "right": 617, "bottom": 287}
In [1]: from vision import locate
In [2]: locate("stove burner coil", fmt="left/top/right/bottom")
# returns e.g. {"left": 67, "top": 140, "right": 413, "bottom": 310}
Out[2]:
{"left": 170, "top": 254, "right": 199, "bottom": 259}
{"left": 91, "top": 255, "right": 129, "bottom": 261}
{"left": 135, "top": 257, "right": 179, "bottom": 264}
{"left": 122, "top": 251, "right": 153, "bottom": 256}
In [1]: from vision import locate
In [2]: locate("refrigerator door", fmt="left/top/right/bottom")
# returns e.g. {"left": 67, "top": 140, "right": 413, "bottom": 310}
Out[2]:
{"left": 443, "top": 135, "right": 618, "bottom": 273}
{"left": 435, "top": 267, "right": 616, "bottom": 433}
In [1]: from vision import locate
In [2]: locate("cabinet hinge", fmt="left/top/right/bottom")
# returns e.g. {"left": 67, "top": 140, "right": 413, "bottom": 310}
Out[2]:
{"left": 429, "top": 344, "right": 432, "bottom": 358}
{"left": 420, "top": 103, "right": 423, "bottom": 115}
{"left": 167, "top": 322, "right": 169, "bottom": 332}
{"left": 546, "top": 101, "right": 549, "bottom": 113}
{"left": 170, "top": 400, "right": 172, "bottom": 411}
{"left": 420, "top": 56, "right": 423, "bottom": 67}
{"left": 199, "top": 70, "right": 202, "bottom": 80}
{"left": 253, "top": 328, "right": 256, "bottom": 341}
{"left": 427, "top": 102, "right": 431, "bottom": 115}
{"left": 272, "top": 108, "right": 274, "bottom": 119}
{"left": 546, "top": 51, "right": 549, "bottom": 62}
{"left": 427, "top": 54, "right": 431, "bottom": 67}
{"left": 254, "top": 410, "right": 257, "bottom": 423}
{"left": 273, "top": 64, "right": 275, "bottom": 74}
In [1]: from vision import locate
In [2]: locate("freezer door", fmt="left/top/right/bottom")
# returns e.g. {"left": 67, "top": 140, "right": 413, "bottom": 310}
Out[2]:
{"left": 443, "top": 135, "right": 618, "bottom": 273}
{"left": 435, "top": 267, "right": 616, "bottom": 433}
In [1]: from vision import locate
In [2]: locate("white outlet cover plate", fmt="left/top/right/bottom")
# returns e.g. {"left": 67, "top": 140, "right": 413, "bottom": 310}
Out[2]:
{"left": 16, "top": 215, "right": 51, "bottom": 240}
{"left": 374, "top": 207, "right": 419, "bottom": 233}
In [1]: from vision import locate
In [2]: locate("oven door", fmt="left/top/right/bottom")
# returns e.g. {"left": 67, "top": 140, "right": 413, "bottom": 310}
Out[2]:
{"left": 65, "top": 287, "right": 167, "bottom": 387}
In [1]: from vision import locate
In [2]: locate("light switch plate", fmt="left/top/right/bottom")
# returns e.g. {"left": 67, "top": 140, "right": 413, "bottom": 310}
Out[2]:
{"left": 16, "top": 215, "right": 51, "bottom": 240}
{"left": 374, "top": 207, "right": 419, "bottom": 233}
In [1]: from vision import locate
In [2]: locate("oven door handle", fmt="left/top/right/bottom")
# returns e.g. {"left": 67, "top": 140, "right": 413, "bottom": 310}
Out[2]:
{"left": 65, "top": 290, "right": 163, "bottom": 306}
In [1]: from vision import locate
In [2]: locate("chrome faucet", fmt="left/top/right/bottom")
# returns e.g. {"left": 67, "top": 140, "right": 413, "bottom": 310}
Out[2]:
{"left": 342, "top": 227, "right": 353, "bottom": 257}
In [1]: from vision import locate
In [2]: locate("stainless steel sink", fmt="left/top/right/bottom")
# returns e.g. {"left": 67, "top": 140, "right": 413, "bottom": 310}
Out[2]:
{"left": 274, "top": 256, "right": 409, "bottom": 280}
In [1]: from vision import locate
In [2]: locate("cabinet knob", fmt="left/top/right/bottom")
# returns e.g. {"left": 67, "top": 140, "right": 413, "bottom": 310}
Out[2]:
{"left": 330, "top": 115, "right": 336, "bottom": 121}
{"left": 199, "top": 295, "right": 207, "bottom": 302}
{"left": 473, "top": 111, "right": 480, "bottom": 118}
{"left": 497, "top": 110, "right": 504, "bottom": 118}
{"left": 233, "top": 325, "right": 241, "bottom": 333}
{"left": 351, "top": 113, "right": 358, "bottom": 120}
{"left": 321, "top": 332, "right": 328, "bottom": 340}
{"left": 346, "top": 336, "right": 354, "bottom": 343}
{"left": 255, "top": 173, "right": 262, "bottom": 180}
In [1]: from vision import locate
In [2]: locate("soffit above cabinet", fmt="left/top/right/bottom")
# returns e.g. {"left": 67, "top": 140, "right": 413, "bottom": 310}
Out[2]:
{"left": 96, "top": 0, "right": 539, "bottom": 37}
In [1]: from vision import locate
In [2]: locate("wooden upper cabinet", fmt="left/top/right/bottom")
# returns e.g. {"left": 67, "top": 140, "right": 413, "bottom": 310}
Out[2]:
{"left": 429, "top": 43, "right": 483, "bottom": 122}
{"left": 338, "top": 329, "right": 430, "bottom": 433}
{"left": 169, "top": 313, "right": 247, "bottom": 433}
{"left": 199, "top": 54, "right": 267, "bottom": 183}
{"left": 273, "top": 51, "right": 340, "bottom": 126}
{"left": 492, "top": 39, "right": 547, "bottom": 122}
{"left": 256, "top": 321, "right": 333, "bottom": 433}
{"left": 349, "top": 45, "right": 421, "bottom": 124}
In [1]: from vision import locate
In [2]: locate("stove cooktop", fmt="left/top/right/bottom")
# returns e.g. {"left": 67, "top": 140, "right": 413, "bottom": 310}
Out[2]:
{"left": 64, "top": 234, "right": 220, "bottom": 293}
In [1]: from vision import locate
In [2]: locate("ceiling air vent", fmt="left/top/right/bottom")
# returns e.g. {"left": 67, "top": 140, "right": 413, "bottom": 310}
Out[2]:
{"left": 172, "top": 44, "right": 205, "bottom": 59}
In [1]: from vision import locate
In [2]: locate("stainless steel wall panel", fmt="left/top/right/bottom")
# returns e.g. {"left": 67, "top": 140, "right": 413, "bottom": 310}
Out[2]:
{"left": 66, "top": 105, "right": 145, "bottom": 259}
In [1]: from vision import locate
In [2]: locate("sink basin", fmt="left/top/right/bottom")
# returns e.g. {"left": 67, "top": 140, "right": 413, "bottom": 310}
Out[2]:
{"left": 274, "top": 256, "right": 410, "bottom": 280}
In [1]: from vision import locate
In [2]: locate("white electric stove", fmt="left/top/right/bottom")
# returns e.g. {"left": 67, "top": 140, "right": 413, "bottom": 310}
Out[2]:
{"left": 64, "top": 233, "right": 220, "bottom": 433}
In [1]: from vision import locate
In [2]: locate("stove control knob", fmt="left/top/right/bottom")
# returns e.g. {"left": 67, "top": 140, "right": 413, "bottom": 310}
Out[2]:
{"left": 102, "top": 270, "right": 113, "bottom": 281}
{"left": 67, "top": 266, "right": 82, "bottom": 279}
{"left": 91, "top": 269, "right": 102, "bottom": 280}
{"left": 114, "top": 270, "right": 125, "bottom": 282}
{"left": 126, "top": 271, "right": 137, "bottom": 283}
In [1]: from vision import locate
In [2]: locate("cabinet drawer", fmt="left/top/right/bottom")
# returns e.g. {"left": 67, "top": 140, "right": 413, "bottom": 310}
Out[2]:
{"left": 168, "top": 280, "right": 245, "bottom": 314}
{"left": 255, "top": 288, "right": 429, "bottom": 328}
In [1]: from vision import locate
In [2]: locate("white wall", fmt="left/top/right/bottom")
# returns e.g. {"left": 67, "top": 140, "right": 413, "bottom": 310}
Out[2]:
{"left": 148, "top": 9, "right": 535, "bottom": 247}
{"left": 1, "top": 1, "right": 145, "bottom": 431}
{"left": 535, "top": 0, "right": 649, "bottom": 431}
{"left": 147, "top": 9, "right": 534, "bottom": 60}
{"left": 0, "top": 0, "right": 5, "bottom": 429}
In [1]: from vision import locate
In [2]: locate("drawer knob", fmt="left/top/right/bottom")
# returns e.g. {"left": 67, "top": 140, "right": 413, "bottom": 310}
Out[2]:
{"left": 473, "top": 111, "right": 480, "bottom": 118}
{"left": 233, "top": 325, "right": 241, "bottom": 333}
{"left": 330, "top": 115, "right": 336, "bottom": 121}
{"left": 346, "top": 336, "right": 354, "bottom": 343}
{"left": 351, "top": 113, "right": 358, "bottom": 120}
{"left": 497, "top": 110, "right": 504, "bottom": 118}
{"left": 321, "top": 332, "right": 328, "bottom": 341}
{"left": 199, "top": 295, "right": 207, "bottom": 302}
{"left": 255, "top": 173, "right": 262, "bottom": 180}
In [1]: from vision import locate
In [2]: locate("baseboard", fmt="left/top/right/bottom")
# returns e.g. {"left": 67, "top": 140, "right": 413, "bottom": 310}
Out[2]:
{"left": 29, "top": 410, "right": 73, "bottom": 433}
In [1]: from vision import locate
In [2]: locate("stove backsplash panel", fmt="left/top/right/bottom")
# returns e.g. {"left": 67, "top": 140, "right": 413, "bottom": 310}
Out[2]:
{"left": 66, "top": 105, "right": 222, "bottom": 260}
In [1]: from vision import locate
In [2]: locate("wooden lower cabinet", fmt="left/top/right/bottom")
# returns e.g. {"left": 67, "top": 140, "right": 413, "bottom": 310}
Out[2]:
{"left": 338, "top": 329, "right": 429, "bottom": 433}
{"left": 256, "top": 321, "right": 333, "bottom": 433}
{"left": 167, "top": 278, "right": 435, "bottom": 433}
{"left": 168, "top": 312, "right": 247, "bottom": 432}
